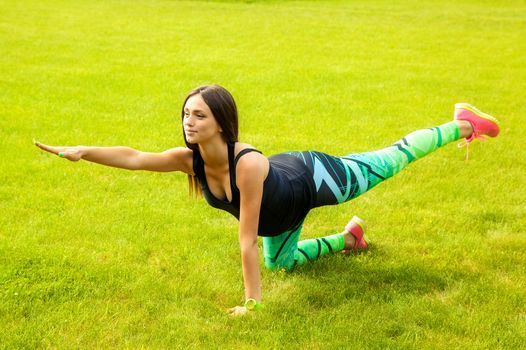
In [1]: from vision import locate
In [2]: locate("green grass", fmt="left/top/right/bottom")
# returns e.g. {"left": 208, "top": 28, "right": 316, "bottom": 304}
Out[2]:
{"left": 1, "top": 0, "right": 525, "bottom": 348}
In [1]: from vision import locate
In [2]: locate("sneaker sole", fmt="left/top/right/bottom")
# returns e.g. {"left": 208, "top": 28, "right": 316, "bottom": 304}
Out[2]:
{"left": 455, "top": 102, "right": 501, "bottom": 126}
{"left": 351, "top": 215, "right": 367, "bottom": 232}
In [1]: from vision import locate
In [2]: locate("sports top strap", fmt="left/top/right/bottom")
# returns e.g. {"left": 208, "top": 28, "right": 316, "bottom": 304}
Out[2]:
{"left": 234, "top": 148, "right": 262, "bottom": 166}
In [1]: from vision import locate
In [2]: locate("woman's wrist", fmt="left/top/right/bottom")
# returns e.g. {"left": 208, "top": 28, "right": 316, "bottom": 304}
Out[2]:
{"left": 244, "top": 298, "right": 264, "bottom": 311}
{"left": 76, "top": 146, "right": 91, "bottom": 159}
{"left": 75, "top": 146, "right": 84, "bottom": 159}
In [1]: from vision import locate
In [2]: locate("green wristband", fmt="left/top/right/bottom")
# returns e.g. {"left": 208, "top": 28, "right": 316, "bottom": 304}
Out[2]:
{"left": 58, "top": 152, "right": 65, "bottom": 158}
{"left": 244, "top": 298, "right": 264, "bottom": 311}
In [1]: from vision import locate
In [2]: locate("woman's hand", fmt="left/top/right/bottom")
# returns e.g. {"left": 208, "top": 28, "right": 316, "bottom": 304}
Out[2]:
{"left": 227, "top": 305, "right": 249, "bottom": 316}
{"left": 34, "top": 140, "right": 83, "bottom": 161}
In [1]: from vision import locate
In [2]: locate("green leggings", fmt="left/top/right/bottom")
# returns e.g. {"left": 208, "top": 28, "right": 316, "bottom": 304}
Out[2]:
{"left": 263, "top": 121, "right": 460, "bottom": 271}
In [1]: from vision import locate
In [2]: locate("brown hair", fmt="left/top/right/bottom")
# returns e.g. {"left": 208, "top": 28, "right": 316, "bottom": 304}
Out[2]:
{"left": 182, "top": 85, "right": 239, "bottom": 196}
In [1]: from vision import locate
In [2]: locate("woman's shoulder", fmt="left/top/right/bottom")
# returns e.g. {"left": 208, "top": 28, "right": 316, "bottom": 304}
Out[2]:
{"left": 234, "top": 142, "right": 259, "bottom": 153}
{"left": 162, "top": 147, "right": 196, "bottom": 175}
{"left": 164, "top": 146, "right": 195, "bottom": 160}
{"left": 233, "top": 142, "right": 269, "bottom": 184}
{"left": 233, "top": 142, "right": 266, "bottom": 162}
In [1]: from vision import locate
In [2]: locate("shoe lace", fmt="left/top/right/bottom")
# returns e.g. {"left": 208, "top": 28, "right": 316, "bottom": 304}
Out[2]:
{"left": 457, "top": 134, "right": 489, "bottom": 160}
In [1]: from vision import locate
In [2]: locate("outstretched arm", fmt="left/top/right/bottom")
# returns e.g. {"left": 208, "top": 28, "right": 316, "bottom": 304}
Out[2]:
{"left": 34, "top": 141, "right": 194, "bottom": 173}
{"left": 227, "top": 152, "right": 269, "bottom": 316}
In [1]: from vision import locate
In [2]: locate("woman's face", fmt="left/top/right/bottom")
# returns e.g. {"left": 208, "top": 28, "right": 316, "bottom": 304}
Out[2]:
{"left": 183, "top": 94, "right": 222, "bottom": 144}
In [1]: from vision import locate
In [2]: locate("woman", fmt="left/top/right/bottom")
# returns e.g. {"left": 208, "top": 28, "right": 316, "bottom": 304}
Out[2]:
{"left": 35, "top": 85, "right": 501, "bottom": 316}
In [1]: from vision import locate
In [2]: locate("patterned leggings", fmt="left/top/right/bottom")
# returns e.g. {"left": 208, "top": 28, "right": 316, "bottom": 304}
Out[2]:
{"left": 263, "top": 121, "right": 460, "bottom": 271}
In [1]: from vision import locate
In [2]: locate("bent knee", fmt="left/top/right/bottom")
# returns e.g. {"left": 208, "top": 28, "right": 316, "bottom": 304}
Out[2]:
{"left": 264, "top": 258, "right": 280, "bottom": 271}
{"left": 264, "top": 257, "right": 294, "bottom": 272}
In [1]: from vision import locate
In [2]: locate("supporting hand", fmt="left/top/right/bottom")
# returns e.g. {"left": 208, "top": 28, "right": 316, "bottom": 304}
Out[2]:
{"left": 227, "top": 305, "right": 249, "bottom": 316}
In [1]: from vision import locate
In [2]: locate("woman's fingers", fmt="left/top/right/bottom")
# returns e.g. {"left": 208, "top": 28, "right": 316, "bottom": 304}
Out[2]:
{"left": 34, "top": 141, "right": 61, "bottom": 155}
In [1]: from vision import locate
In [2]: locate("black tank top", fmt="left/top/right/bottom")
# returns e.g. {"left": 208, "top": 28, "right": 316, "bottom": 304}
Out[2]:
{"left": 192, "top": 143, "right": 316, "bottom": 236}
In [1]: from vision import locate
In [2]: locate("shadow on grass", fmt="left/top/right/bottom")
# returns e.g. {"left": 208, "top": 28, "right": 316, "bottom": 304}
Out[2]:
{"left": 276, "top": 244, "right": 475, "bottom": 310}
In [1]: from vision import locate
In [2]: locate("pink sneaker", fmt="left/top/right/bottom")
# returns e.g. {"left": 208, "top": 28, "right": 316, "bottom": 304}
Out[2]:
{"left": 454, "top": 103, "right": 500, "bottom": 160}
{"left": 342, "top": 216, "right": 368, "bottom": 254}
{"left": 454, "top": 103, "right": 500, "bottom": 141}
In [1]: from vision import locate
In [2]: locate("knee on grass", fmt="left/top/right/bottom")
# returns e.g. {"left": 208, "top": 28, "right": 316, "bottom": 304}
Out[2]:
{"left": 264, "top": 257, "right": 294, "bottom": 272}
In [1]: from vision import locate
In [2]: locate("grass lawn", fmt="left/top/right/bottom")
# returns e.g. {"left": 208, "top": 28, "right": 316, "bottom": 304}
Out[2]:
{"left": 1, "top": 0, "right": 525, "bottom": 348}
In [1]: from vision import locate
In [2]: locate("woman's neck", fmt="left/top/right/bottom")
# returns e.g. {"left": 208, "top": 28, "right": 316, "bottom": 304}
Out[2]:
{"left": 198, "top": 138, "right": 230, "bottom": 168}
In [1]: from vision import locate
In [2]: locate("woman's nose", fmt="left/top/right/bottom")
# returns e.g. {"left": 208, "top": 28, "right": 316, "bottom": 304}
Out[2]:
{"left": 183, "top": 117, "right": 193, "bottom": 126}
